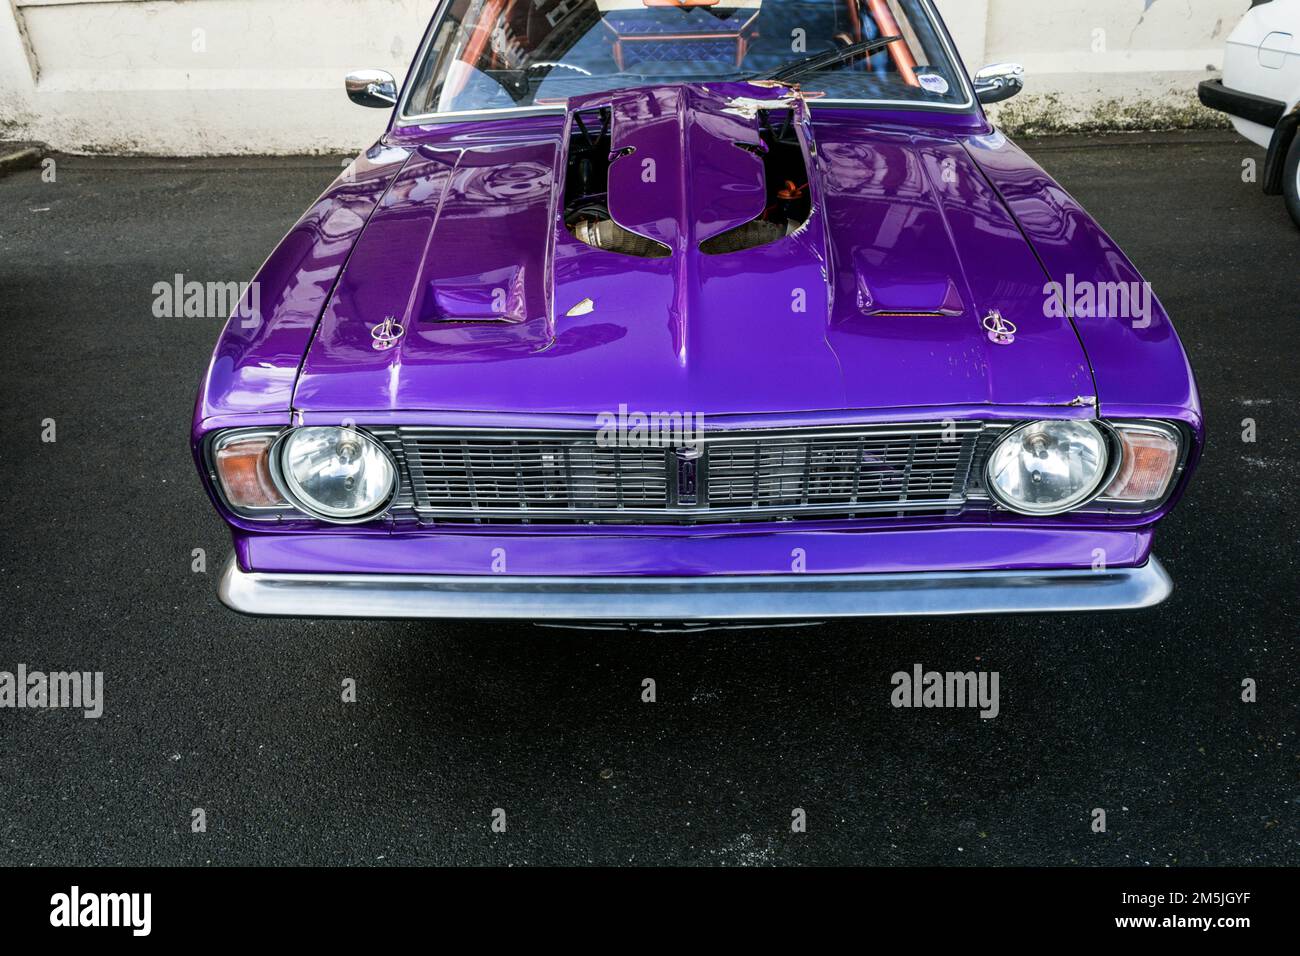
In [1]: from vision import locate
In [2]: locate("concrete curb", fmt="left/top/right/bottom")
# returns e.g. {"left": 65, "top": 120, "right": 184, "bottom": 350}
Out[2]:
{"left": 0, "top": 145, "right": 42, "bottom": 177}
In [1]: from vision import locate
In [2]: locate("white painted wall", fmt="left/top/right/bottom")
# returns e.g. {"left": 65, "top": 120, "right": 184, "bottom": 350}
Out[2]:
{"left": 1, "top": 0, "right": 438, "bottom": 154}
{"left": 0, "top": 0, "right": 1247, "bottom": 155}
{"left": 944, "top": 0, "right": 1248, "bottom": 132}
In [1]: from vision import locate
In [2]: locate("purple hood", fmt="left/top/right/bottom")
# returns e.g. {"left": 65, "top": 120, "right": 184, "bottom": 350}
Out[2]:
{"left": 291, "top": 83, "right": 1094, "bottom": 417}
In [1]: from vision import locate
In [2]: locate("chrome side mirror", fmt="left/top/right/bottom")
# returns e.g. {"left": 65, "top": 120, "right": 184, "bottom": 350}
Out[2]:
{"left": 346, "top": 70, "right": 398, "bottom": 109}
{"left": 973, "top": 63, "right": 1025, "bottom": 105}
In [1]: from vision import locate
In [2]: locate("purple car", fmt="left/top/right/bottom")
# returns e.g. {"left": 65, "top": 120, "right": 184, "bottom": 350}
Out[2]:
{"left": 193, "top": 0, "right": 1201, "bottom": 622}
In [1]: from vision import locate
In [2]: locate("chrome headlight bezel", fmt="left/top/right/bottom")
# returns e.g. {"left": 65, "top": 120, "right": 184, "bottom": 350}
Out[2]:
{"left": 268, "top": 426, "right": 399, "bottom": 525}
{"left": 983, "top": 420, "right": 1115, "bottom": 517}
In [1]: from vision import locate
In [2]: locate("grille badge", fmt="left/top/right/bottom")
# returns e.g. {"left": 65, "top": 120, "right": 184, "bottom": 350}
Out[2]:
{"left": 674, "top": 448, "right": 701, "bottom": 506}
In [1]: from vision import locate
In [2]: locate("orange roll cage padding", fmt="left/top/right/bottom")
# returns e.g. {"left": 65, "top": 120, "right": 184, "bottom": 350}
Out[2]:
{"left": 447, "top": 0, "right": 510, "bottom": 100}
{"left": 860, "top": 0, "right": 919, "bottom": 86}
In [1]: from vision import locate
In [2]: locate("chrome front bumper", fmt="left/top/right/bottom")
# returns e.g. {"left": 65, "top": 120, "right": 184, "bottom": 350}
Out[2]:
{"left": 219, "top": 554, "right": 1172, "bottom": 621}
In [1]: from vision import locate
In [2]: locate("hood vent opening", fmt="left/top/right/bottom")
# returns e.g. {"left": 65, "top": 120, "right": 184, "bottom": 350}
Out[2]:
{"left": 563, "top": 105, "right": 671, "bottom": 259}
{"left": 700, "top": 108, "right": 813, "bottom": 256}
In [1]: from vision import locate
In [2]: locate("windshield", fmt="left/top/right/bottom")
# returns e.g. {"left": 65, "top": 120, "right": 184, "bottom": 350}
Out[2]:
{"left": 401, "top": 0, "right": 969, "bottom": 119}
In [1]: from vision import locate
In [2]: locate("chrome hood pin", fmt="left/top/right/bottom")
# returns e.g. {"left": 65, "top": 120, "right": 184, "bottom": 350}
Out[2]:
{"left": 371, "top": 315, "right": 405, "bottom": 351}
{"left": 983, "top": 309, "right": 1017, "bottom": 346}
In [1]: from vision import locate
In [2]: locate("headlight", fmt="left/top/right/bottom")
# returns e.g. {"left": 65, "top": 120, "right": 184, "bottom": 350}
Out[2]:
{"left": 985, "top": 421, "right": 1110, "bottom": 516}
{"left": 274, "top": 426, "right": 397, "bottom": 522}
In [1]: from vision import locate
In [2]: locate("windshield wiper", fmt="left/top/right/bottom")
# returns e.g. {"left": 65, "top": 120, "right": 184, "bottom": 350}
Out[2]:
{"left": 751, "top": 35, "right": 903, "bottom": 84}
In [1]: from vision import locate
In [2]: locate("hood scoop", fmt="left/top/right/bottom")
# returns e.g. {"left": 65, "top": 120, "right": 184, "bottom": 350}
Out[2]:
{"left": 428, "top": 265, "right": 529, "bottom": 322}
{"left": 564, "top": 106, "right": 671, "bottom": 259}
{"left": 700, "top": 109, "right": 812, "bottom": 254}
{"left": 856, "top": 273, "right": 966, "bottom": 317}
{"left": 562, "top": 85, "right": 814, "bottom": 258}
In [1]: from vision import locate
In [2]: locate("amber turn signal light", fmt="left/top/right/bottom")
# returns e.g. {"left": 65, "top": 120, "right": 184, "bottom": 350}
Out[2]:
{"left": 214, "top": 435, "right": 288, "bottom": 509}
{"left": 1103, "top": 427, "right": 1181, "bottom": 502}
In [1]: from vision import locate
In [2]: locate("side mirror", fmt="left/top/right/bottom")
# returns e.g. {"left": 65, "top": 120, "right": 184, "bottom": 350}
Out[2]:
{"left": 346, "top": 70, "right": 398, "bottom": 109}
{"left": 973, "top": 63, "right": 1025, "bottom": 105}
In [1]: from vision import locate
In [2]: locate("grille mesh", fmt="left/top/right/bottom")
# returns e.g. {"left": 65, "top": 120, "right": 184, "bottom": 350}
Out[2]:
{"left": 386, "top": 424, "right": 984, "bottom": 524}
{"left": 707, "top": 433, "right": 968, "bottom": 508}
{"left": 405, "top": 437, "right": 668, "bottom": 513}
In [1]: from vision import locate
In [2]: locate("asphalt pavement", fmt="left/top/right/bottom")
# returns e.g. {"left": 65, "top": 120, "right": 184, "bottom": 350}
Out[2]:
{"left": 0, "top": 131, "right": 1295, "bottom": 865}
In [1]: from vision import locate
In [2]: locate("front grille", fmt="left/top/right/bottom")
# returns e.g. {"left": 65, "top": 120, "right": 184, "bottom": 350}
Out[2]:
{"left": 403, "top": 434, "right": 670, "bottom": 514}
{"left": 377, "top": 422, "right": 989, "bottom": 525}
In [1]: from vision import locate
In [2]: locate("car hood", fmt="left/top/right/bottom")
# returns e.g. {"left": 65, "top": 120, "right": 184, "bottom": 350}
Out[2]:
{"left": 293, "top": 83, "right": 1094, "bottom": 417}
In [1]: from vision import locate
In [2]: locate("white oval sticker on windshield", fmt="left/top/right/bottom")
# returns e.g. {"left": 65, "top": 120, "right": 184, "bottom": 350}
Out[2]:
{"left": 918, "top": 74, "right": 950, "bottom": 95}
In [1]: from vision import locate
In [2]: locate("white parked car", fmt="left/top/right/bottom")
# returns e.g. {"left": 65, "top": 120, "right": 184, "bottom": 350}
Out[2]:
{"left": 1200, "top": 0, "right": 1300, "bottom": 227}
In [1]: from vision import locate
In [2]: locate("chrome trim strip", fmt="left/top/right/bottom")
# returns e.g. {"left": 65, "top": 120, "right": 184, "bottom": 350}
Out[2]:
{"left": 219, "top": 554, "right": 1173, "bottom": 620}
{"left": 393, "top": 422, "right": 985, "bottom": 441}
{"left": 407, "top": 500, "right": 964, "bottom": 520}
{"left": 397, "top": 105, "right": 566, "bottom": 126}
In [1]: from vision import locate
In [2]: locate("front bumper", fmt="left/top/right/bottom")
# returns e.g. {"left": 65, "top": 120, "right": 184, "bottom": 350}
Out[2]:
{"left": 218, "top": 553, "right": 1172, "bottom": 621}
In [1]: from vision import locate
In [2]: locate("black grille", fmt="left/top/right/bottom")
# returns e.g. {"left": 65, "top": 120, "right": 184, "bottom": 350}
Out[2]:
{"left": 382, "top": 423, "right": 985, "bottom": 524}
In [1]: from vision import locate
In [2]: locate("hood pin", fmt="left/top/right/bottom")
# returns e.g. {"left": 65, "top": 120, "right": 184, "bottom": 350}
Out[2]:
{"left": 983, "top": 309, "right": 1017, "bottom": 346}
{"left": 371, "top": 315, "right": 405, "bottom": 351}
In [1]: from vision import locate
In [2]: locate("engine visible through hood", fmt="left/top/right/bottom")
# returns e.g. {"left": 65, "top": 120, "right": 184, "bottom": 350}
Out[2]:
{"left": 563, "top": 105, "right": 672, "bottom": 258}
{"left": 562, "top": 94, "right": 812, "bottom": 258}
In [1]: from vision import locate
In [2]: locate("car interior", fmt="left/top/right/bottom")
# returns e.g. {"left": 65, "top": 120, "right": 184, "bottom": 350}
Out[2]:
{"left": 403, "top": 0, "right": 959, "bottom": 116}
